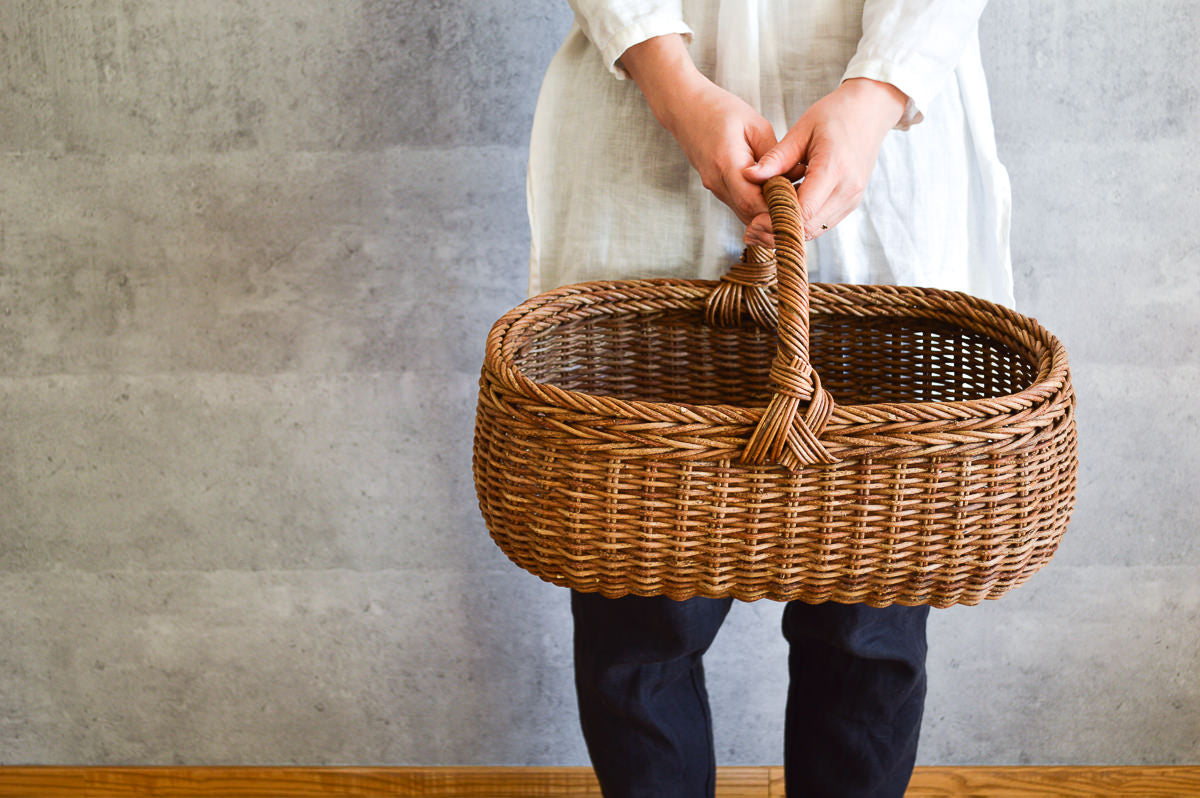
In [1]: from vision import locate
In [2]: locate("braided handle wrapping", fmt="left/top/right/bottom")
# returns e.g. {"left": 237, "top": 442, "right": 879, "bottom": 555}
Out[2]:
{"left": 741, "top": 176, "right": 839, "bottom": 468}
{"left": 703, "top": 244, "right": 777, "bottom": 329}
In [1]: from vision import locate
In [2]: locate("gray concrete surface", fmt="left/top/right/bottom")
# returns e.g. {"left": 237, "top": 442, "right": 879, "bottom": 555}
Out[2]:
{"left": 0, "top": 0, "right": 1196, "bottom": 766}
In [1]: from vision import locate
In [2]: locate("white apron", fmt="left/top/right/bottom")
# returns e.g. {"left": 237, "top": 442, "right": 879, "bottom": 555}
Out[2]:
{"left": 527, "top": 0, "right": 1014, "bottom": 308}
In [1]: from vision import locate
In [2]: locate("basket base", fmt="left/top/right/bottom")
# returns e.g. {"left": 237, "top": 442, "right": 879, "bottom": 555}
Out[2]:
{"left": 487, "top": 524, "right": 1064, "bottom": 608}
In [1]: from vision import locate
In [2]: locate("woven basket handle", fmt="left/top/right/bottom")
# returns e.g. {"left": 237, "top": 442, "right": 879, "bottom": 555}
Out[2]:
{"left": 741, "top": 176, "right": 839, "bottom": 468}
{"left": 703, "top": 244, "right": 777, "bottom": 329}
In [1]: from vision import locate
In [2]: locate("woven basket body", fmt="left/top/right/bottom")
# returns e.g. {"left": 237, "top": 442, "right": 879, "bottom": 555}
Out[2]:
{"left": 474, "top": 179, "right": 1076, "bottom": 607}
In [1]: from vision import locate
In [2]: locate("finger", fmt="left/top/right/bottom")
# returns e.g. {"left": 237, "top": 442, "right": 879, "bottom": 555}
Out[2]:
{"left": 743, "top": 125, "right": 811, "bottom": 184}
{"left": 744, "top": 120, "right": 778, "bottom": 162}
{"left": 727, "top": 182, "right": 767, "bottom": 226}
{"left": 743, "top": 213, "right": 774, "bottom": 248}
{"left": 807, "top": 186, "right": 862, "bottom": 239}
{"left": 721, "top": 168, "right": 769, "bottom": 226}
{"left": 793, "top": 155, "right": 839, "bottom": 237}
{"left": 806, "top": 220, "right": 832, "bottom": 240}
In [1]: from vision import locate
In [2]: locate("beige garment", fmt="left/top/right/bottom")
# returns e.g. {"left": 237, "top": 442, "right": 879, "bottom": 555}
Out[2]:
{"left": 527, "top": 0, "right": 1015, "bottom": 308}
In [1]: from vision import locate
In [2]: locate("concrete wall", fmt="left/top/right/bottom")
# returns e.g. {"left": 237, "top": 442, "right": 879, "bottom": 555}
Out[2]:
{"left": 0, "top": 0, "right": 1195, "bottom": 766}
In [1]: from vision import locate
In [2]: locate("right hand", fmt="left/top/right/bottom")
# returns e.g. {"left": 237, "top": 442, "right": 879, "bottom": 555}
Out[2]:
{"left": 621, "top": 35, "right": 777, "bottom": 229}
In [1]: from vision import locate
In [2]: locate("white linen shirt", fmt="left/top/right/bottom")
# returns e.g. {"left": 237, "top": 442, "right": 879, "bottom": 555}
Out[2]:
{"left": 527, "top": 0, "right": 1015, "bottom": 308}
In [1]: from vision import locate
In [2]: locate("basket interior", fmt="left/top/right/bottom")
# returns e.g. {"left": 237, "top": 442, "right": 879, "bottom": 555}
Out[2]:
{"left": 513, "top": 308, "right": 1040, "bottom": 408}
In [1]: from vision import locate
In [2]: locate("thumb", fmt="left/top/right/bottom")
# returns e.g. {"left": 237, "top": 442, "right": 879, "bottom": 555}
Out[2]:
{"left": 745, "top": 120, "right": 778, "bottom": 164}
{"left": 744, "top": 128, "right": 809, "bottom": 183}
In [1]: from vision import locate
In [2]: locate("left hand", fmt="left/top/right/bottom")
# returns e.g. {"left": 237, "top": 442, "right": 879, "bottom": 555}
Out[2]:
{"left": 742, "top": 78, "right": 908, "bottom": 246}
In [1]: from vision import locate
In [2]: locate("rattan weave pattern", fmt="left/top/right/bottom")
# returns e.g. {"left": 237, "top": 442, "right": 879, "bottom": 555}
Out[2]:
{"left": 474, "top": 177, "right": 1077, "bottom": 606}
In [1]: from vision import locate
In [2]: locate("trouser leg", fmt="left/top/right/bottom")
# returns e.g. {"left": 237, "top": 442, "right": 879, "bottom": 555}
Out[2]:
{"left": 571, "top": 590, "right": 733, "bottom": 798}
{"left": 782, "top": 601, "right": 930, "bottom": 798}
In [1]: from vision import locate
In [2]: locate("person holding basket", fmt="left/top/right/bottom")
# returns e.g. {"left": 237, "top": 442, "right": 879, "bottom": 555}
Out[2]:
{"left": 524, "top": 2, "right": 1012, "bottom": 795}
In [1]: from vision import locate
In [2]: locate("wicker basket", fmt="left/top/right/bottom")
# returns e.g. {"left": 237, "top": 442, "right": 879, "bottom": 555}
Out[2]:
{"left": 474, "top": 177, "right": 1077, "bottom": 607}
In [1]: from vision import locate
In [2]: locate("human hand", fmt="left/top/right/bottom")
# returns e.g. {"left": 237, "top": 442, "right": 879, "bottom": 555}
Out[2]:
{"left": 621, "top": 35, "right": 777, "bottom": 227}
{"left": 742, "top": 77, "right": 908, "bottom": 246}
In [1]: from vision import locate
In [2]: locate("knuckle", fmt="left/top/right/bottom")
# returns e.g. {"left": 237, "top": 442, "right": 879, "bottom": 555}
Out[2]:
{"left": 735, "top": 197, "right": 759, "bottom": 219}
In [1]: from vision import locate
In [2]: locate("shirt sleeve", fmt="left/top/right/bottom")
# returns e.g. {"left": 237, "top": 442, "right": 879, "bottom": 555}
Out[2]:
{"left": 842, "top": 0, "right": 989, "bottom": 129}
{"left": 568, "top": 0, "right": 694, "bottom": 80}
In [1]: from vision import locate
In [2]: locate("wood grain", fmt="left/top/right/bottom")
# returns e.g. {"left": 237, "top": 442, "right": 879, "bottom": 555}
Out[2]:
{"left": 0, "top": 767, "right": 767, "bottom": 798}
{"left": 908, "top": 766, "right": 1200, "bottom": 797}
{"left": 0, "top": 766, "right": 1195, "bottom": 797}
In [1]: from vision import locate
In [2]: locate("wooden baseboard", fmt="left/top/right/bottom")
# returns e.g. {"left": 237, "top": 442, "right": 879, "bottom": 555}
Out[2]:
{"left": 0, "top": 766, "right": 1197, "bottom": 797}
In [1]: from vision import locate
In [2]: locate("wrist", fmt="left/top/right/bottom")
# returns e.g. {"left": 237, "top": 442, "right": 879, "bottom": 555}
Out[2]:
{"left": 837, "top": 77, "right": 908, "bottom": 130}
{"left": 620, "top": 34, "right": 707, "bottom": 133}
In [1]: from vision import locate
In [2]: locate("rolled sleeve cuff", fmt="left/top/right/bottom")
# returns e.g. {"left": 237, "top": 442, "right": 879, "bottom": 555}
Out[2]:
{"left": 599, "top": 15, "right": 694, "bottom": 79}
{"left": 842, "top": 59, "right": 943, "bottom": 130}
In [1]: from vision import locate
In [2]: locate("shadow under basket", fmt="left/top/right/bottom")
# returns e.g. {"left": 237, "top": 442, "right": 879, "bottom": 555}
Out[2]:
{"left": 474, "top": 178, "right": 1077, "bottom": 607}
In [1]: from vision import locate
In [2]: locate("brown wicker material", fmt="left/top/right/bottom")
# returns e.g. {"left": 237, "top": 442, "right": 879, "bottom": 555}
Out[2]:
{"left": 474, "top": 176, "right": 1077, "bottom": 607}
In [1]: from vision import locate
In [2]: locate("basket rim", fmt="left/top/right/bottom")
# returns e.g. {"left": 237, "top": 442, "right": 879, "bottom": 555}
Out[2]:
{"left": 483, "top": 277, "right": 1072, "bottom": 429}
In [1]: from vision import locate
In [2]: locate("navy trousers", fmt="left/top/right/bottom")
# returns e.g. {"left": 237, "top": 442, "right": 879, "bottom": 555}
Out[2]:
{"left": 571, "top": 591, "right": 929, "bottom": 798}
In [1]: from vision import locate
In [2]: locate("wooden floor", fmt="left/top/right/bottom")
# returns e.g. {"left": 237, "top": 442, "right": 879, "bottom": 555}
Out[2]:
{"left": 0, "top": 766, "right": 1198, "bottom": 797}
